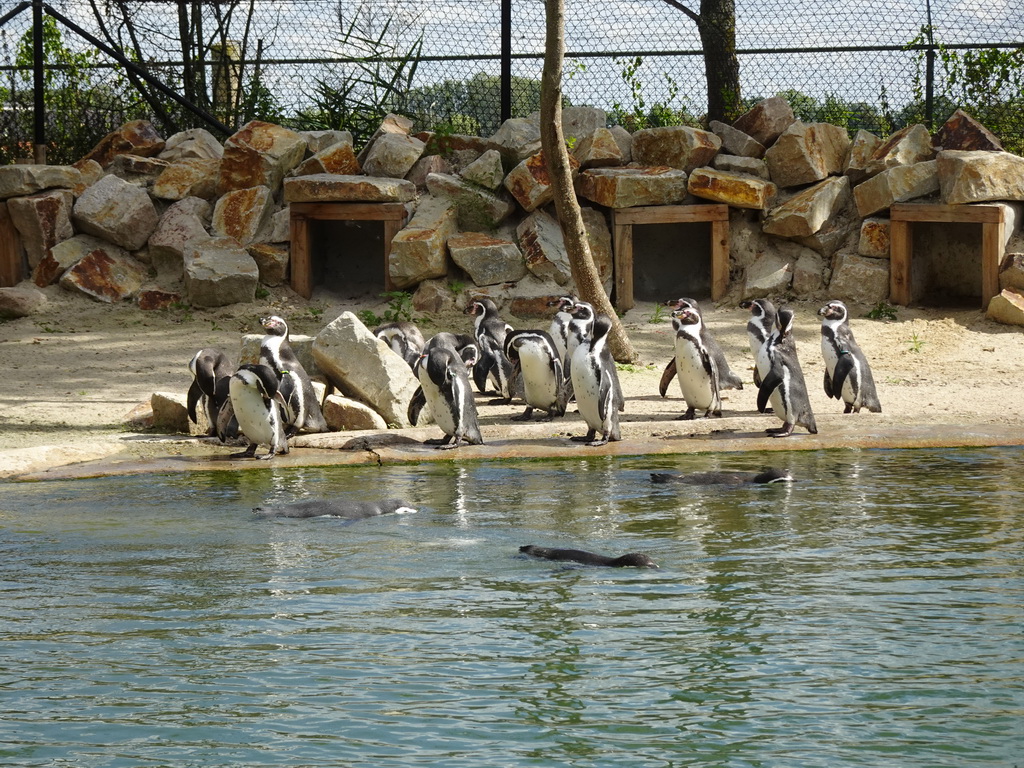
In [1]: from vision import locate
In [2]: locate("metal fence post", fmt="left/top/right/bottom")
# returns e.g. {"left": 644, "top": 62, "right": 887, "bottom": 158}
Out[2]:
{"left": 925, "top": 0, "right": 934, "bottom": 129}
{"left": 501, "top": 0, "right": 511, "bottom": 124}
{"left": 32, "top": 0, "right": 46, "bottom": 163}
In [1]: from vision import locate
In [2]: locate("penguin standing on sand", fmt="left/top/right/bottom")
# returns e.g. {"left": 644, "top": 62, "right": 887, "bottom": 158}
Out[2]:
{"left": 739, "top": 298, "right": 777, "bottom": 386}
{"left": 547, "top": 294, "right": 577, "bottom": 367}
{"left": 229, "top": 363, "right": 290, "bottom": 459}
{"left": 666, "top": 303, "right": 722, "bottom": 419}
{"left": 186, "top": 348, "right": 237, "bottom": 439}
{"left": 756, "top": 308, "right": 818, "bottom": 437}
{"left": 818, "top": 300, "right": 882, "bottom": 414}
{"left": 569, "top": 309, "right": 623, "bottom": 446}
{"left": 374, "top": 321, "right": 426, "bottom": 369}
{"left": 504, "top": 329, "right": 567, "bottom": 421}
{"left": 259, "top": 315, "right": 328, "bottom": 435}
{"left": 465, "top": 298, "right": 516, "bottom": 401}
{"left": 410, "top": 337, "right": 484, "bottom": 450}
{"left": 659, "top": 298, "right": 744, "bottom": 396}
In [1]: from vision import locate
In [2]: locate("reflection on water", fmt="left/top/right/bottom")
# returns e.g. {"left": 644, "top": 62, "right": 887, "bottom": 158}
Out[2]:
{"left": 1, "top": 447, "right": 1022, "bottom": 767}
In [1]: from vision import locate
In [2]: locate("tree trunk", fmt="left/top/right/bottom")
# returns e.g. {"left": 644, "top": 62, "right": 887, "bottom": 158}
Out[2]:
{"left": 699, "top": 0, "right": 742, "bottom": 123}
{"left": 540, "top": 0, "right": 637, "bottom": 363}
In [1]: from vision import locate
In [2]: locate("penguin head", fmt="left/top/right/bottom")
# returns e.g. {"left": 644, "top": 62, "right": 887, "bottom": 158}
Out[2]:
{"left": 670, "top": 306, "right": 701, "bottom": 327}
{"left": 818, "top": 300, "right": 848, "bottom": 323}
{"left": 570, "top": 302, "right": 595, "bottom": 321}
{"left": 775, "top": 308, "right": 796, "bottom": 337}
{"left": 260, "top": 315, "right": 289, "bottom": 337}
{"left": 591, "top": 313, "right": 612, "bottom": 342}
{"left": 754, "top": 468, "right": 794, "bottom": 483}
{"left": 666, "top": 297, "right": 699, "bottom": 312}
{"left": 549, "top": 295, "right": 577, "bottom": 313}
{"left": 741, "top": 298, "right": 776, "bottom": 321}
{"left": 464, "top": 298, "right": 497, "bottom": 317}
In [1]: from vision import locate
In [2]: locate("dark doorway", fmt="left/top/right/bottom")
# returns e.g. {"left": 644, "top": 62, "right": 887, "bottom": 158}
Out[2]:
{"left": 310, "top": 220, "right": 386, "bottom": 299}
{"left": 631, "top": 222, "right": 713, "bottom": 302}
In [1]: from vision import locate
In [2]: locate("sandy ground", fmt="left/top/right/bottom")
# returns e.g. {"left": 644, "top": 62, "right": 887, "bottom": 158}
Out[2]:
{"left": 2, "top": 283, "right": 1023, "bottom": 479}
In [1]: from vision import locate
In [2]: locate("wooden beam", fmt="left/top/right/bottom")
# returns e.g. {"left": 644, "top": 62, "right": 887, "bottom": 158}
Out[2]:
{"left": 981, "top": 217, "right": 1005, "bottom": 307}
{"left": 891, "top": 202, "right": 1003, "bottom": 224}
{"left": 0, "top": 203, "right": 25, "bottom": 288}
{"left": 889, "top": 218, "right": 913, "bottom": 306}
{"left": 289, "top": 209, "right": 312, "bottom": 299}
{"left": 711, "top": 218, "right": 729, "bottom": 301}
{"left": 612, "top": 211, "right": 634, "bottom": 312}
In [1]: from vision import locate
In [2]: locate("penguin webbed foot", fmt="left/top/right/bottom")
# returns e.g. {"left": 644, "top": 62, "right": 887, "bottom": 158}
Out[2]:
{"left": 510, "top": 408, "right": 534, "bottom": 421}
{"left": 586, "top": 437, "right": 609, "bottom": 447}
{"left": 766, "top": 423, "right": 795, "bottom": 438}
{"left": 230, "top": 444, "right": 259, "bottom": 458}
{"left": 570, "top": 429, "right": 597, "bottom": 443}
{"left": 488, "top": 396, "right": 513, "bottom": 406}
{"left": 677, "top": 407, "right": 697, "bottom": 421}
{"left": 424, "top": 435, "right": 453, "bottom": 446}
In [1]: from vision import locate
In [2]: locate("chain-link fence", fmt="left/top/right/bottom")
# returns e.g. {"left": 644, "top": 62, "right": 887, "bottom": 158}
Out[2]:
{"left": 1, "top": 0, "right": 1021, "bottom": 165}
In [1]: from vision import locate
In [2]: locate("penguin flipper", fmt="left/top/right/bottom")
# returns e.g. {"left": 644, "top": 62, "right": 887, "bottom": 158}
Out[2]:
{"left": 757, "top": 367, "right": 784, "bottom": 414}
{"left": 187, "top": 380, "right": 203, "bottom": 424}
{"left": 659, "top": 358, "right": 677, "bottom": 397}
{"left": 823, "top": 369, "right": 834, "bottom": 399}
{"left": 831, "top": 354, "right": 856, "bottom": 401}
{"left": 408, "top": 386, "right": 427, "bottom": 426}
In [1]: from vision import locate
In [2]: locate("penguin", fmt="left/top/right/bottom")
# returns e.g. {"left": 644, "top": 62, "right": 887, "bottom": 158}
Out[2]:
{"left": 519, "top": 545, "right": 658, "bottom": 568}
{"left": 409, "top": 337, "right": 484, "bottom": 449}
{"left": 659, "top": 298, "right": 744, "bottom": 396}
{"left": 756, "top": 308, "right": 818, "bottom": 437}
{"left": 374, "top": 321, "right": 426, "bottom": 368}
{"left": 253, "top": 498, "right": 418, "bottom": 519}
{"left": 739, "top": 298, "right": 777, "bottom": 387}
{"left": 465, "top": 297, "right": 517, "bottom": 401}
{"left": 547, "top": 294, "right": 577, "bottom": 368}
{"left": 569, "top": 309, "right": 623, "bottom": 446}
{"left": 186, "top": 348, "right": 237, "bottom": 439}
{"left": 259, "top": 315, "right": 328, "bottom": 435}
{"left": 667, "top": 303, "right": 722, "bottom": 420}
{"left": 564, "top": 299, "right": 595, "bottom": 371}
{"left": 818, "top": 300, "right": 882, "bottom": 414}
{"left": 650, "top": 468, "right": 793, "bottom": 485}
{"left": 228, "top": 363, "right": 290, "bottom": 459}
{"left": 406, "top": 333, "right": 480, "bottom": 427}
{"left": 504, "top": 329, "right": 567, "bottom": 421}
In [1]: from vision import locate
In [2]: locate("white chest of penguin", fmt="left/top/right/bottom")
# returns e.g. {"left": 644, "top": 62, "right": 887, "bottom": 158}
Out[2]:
{"left": 673, "top": 332, "right": 716, "bottom": 408}
{"left": 570, "top": 346, "right": 603, "bottom": 425}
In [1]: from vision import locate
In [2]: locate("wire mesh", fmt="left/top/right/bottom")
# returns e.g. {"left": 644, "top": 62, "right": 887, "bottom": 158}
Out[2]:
{"left": 0, "top": 0, "right": 1021, "bottom": 164}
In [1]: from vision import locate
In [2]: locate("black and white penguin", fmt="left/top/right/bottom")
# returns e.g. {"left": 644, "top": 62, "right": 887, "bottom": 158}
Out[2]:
{"left": 659, "top": 298, "right": 744, "bottom": 396}
{"left": 228, "top": 363, "right": 290, "bottom": 459}
{"left": 410, "top": 338, "right": 484, "bottom": 449}
{"left": 739, "top": 298, "right": 777, "bottom": 387}
{"left": 569, "top": 309, "right": 623, "bottom": 446}
{"left": 465, "top": 298, "right": 517, "bottom": 401}
{"left": 666, "top": 303, "right": 722, "bottom": 420}
{"left": 259, "top": 315, "right": 328, "bottom": 434}
{"left": 650, "top": 468, "right": 793, "bottom": 485}
{"left": 547, "top": 294, "right": 577, "bottom": 368}
{"left": 504, "top": 329, "right": 567, "bottom": 421}
{"left": 374, "top": 321, "right": 426, "bottom": 369}
{"left": 519, "top": 545, "right": 658, "bottom": 568}
{"left": 186, "top": 348, "right": 237, "bottom": 439}
{"left": 564, "top": 299, "right": 595, "bottom": 370}
{"left": 252, "top": 498, "right": 418, "bottom": 519}
{"left": 818, "top": 300, "right": 882, "bottom": 414}
{"left": 756, "top": 308, "right": 818, "bottom": 437}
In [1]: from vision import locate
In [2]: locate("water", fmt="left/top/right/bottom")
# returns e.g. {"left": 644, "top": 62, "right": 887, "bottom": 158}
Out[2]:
{"left": 1, "top": 447, "right": 1022, "bottom": 768}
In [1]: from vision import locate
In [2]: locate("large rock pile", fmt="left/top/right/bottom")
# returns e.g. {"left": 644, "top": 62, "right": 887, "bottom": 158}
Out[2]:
{"left": 2, "top": 103, "right": 1023, "bottom": 323}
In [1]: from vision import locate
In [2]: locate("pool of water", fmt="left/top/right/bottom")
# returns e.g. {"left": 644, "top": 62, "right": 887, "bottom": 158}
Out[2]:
{"left": 1, "top": 447, "right": 1022, "bottom": 768}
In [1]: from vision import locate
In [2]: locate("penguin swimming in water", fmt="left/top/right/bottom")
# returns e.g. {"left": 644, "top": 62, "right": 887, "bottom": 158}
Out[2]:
{"left": 739, "top": 298, "right": 777, "bottom": 387}
{"left": 410, "top": 336, "right": 484, "bottom": 449}
{"left": 659, "top": 298, "right": 744, "bottom": 396}
{"left": 186, "top": 348, "right": 237, "bottom": 440}
{"left": 374, "top": 321, "right": 426, "bottom": 369}
{"left": 504, "top": 329, "right": 567, "bottom": 421}
{"left": 519, "top": 545, "right": 658, "bottom": 568}
{"left": 666, "top": 303, "right": 722, "bottom": 420}
{"left": 465, "top": 298, "right": 517, "bottom": 401}
{"left": 756, "top": 308, "right": 818, "bottom": 437}
{"left": 650, "top": 468, "right": 793, "bottom": 485}
{"left": 253, "top": 498, "right": 418, "bottom": 519}
{"left": 569, "top": 309, "right": 623, "bottom": 446}
{"left": 259, "top": 315, "right": 328, "bottom": 435}
{"left": 228, "top": 363, "right": 290, "bottom": 459}
{"left": 818, "top": 300, "right": 882, "bottom": 414}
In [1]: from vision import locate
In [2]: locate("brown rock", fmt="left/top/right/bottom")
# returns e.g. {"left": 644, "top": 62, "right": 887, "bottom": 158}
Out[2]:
{"left": 362, "top": 133, "right": 425, "bottom": 179}
{"left": 412, "top": 278, "right": 456, "bottom": 313}
{"left": 247, "top": 242, "right": 289, "bottom": 286}
{"left": 845, "top": 129, "right": 882, "bottom": 185}
{"left": 572, "top": 128, "right": 623, "bottom": 169}
{"left": 1000, "top": 252, "right": 1024, "bottom": 292}
{"left": 71, "top": 159, "right": 104, "bottom": 196}
{"left": 424, "top": 173, "right": 515, "bottom": 230}
{"left": 212, "top": 186, "right": 274, "bottom": 246}
{"left": 933, "top": 109, "right": 1003, "bottom": 151}
{"left": 80, "top": 120, "right": 165, "bottom": 168}
{"left": 388, "top": 198, "right": 457, "bottom": 289}
{"left": 631, "top": 126, "right": 721, "bottom": 172}
{"left": 853, "top": 160, "right": 939, "bottom": 217}
{"left": 504, "top": 151, "right": 578, "bottom": 212}
{"left": 732, "top": 96, "right": 796, "bottom": 147}
{"left": 866, "top": 124, "right": 935, "bottom": 176}
{"left": 72, "top": 173, "right": 160, "bottom": 251}
{"left": 0, "top": 165, "right": 80, "bottom": 200}
{"left": 59, "top": 245, "right": 148, "bottom": 302}
{"left": 448, "top": 231, "right": 526, "bottom": 286}
{"left": 107, "top": 154, "right": 171, "bottom": 187}
{"left": 763, "top": 176, "right": 850, "bottom": 238}
{"left": 148, "top": 197, "right": 212, "bottom": 280}
{"left": 709, "top": 120, "right": 765, "bottom": 158}
{"left": 293, "top": 139, "right": 361, "bottom": 176}
{"left": 764, "top": 121, "right": 851, "bottom": 188}
{"left": 284, "top": 174, "right": 416, "bottom": 203}
{"left": 827, "top": 251, "right": 891, "bottom": 305}
{"left": 152, "top": 158, "right": 221, "bottom": 201}
{"left": 460, "top": 149, "right": 505, "bottom": 189}
{"left": 218, "top": 120, "right": 306, "bottom": 194}
{"left": 575, "top": 166, "right": 690, "bottom": 208}
{"left": 0, "top": 284, "right": 47, "bottom": 318}
{"left": 322, "top": 394, "right": 388, "bottom": 431}
{"left": 6, "top": 189, "right": 74, "bottom": 269}
{"left": 937, "top": 150, "right": 1024, "bottom": 205}
{"left": 986, "top": 288, "right": 1024, "bottom": 326}
{"left": 407, "top": 155, "right": 451, "bottom": 189}
{"left": 688, "top": 167, "right": 777, "bottom": 210}
{"left": 137, "top": 289, "right": 182, "bottom": 310}
{"left": 858, "top": 218, "right": 891, "bottom": 259}
{"left": 159, "top": 128, "right": 224, "bottom": 162}
{"left": 509, "top": 294, "right": 562, "bottom": 318}
{"left": 357, "top": 114, "right": 416, "bottom": 165}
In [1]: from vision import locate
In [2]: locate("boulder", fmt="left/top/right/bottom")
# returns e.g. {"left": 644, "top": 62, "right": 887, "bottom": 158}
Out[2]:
{"left": 80, "top": 120, "right": 165, "bottom": 168}
{"left": 854, "top": 160, "right": 939, "bottom": 217}
{"left": 0, "top": 284, "right": 47, "bottom": 318}
{"left": 183, "top": 236, "right": 259, "bottom": 307}
{"left": 362, "top": 133, "right": 426, "bottom": 179}
{"left": 1000, "top": 252, "right": 1024, "bottom": 292}
{"left": 764, "top": 121, "right": 851, "bottom": 188}
{"left": 986, "top": 288, "right": 1024, "bottom": 326}
{"left": 858, "top": 218, "right": 891, "bottom": 259}
{"left": 0, "top": 165, "right": 80, "bottom": 200}
{"left": 582, "top": 205, "right": 614, "bottom": 293}
{"left": 731, "top": 96, "right": 796, "bottom": 147}
{"left": 212, "top": 185, "right": 274, "bottom": 246}
{"left": 312, "top": 311, "right": 420, "bottom": 428}
{"left": 218, "top": 120, "right": 306, "bottom": 194}
{"left": 39, "top": 234, "right": 110, "bottom": 288}
{"left": 763, "top": 176, "right": 850, "bottom": 238}
{"left": 448, "top": 232, "right": 527, "bottom": 286}
{"left": 71, "top": 159, "right": 104, "bottom": 196}
{"left": 292, "top": 136, "right": 361, "bottom": 176}
{"left": 460, "top": 149, "right": 505, "bottom": 189}
{"left": 322, "top": 394, "right": 389, "bottom": 431}
{"left": 489, "top": 117, "right": 542, "bottom": 164}
{"left": 792, "top": 249, "right": 827, "bottom": 295}
{"left": 709, "top": 120, "right": 766, "bottom": 158}
{"left": 299, "top": 129, "right": 354, "bottom": 155}
{"left": 412, "top": 277, "right": 457, "bottom": 313}
{"left": 72, "top": 173, "right": 159, "bottom": 251}
{"left": 572, "top": 127, "right": 623, "bottom": 169}
{"left": 159, "top": 128, "right": 224, "bottom": 162}
{"left": 743, "top": 251, "right": 793, "bottom": 298}
{"left": 148, "top": 197, "right": 212, "bottom": 281}
{"left": 107, "top": 154, "right": 170, "bottom": 188}
{"left": 608, "top": 125, "right": 633, "bottom": 163}
{"left": 356, "top": 113, "right": 415, "bottom": 165}
{"left": 556, "top": 106, "right": 608, "bottom": 143}
{"left": 137, "top": 290, "right": 182, "bottom": 310}
{"left": 576, "top": 166, "right": 690, "bottom": 208}
{"left": 933, "top": 109, "right": 1003, "bottom": 151}
{"left": 425, "top": 172, "right": 516, "bottom": 230}
{"left": 59, "top": 241, "right": 148, "bottom": 302}
{"left": 6, "top": 189, "right": 74, "bottom": 269}
{"left": 247, "top": 242, "right": 289, "bottom": 286}
{"left": 712, "top": 154, "right": 770, "bottom": 180}
{"left": 688, "top": 167, "right": 777, "bottom": 210}
{"left": 504, "top": 150, "right": 578, "bottom": 212}
{"left": 937, "top": 150, "right": 1024, "bottom": 205}
{"left": 407, "top": 154, "right": 450, "bottom": 189}
{"left": 152, "top": 158, "right": 221, "bottom": 200}
{"left": 631, "top": 126, "right": 721, "bottom": 172}
{"left": 866, "top": 124, "right": 935, "bottom": 176}
{"left": 267, "top": 208, "right": 291, "bottom": 242}
{"left": 517, "top": 209, "right": 572, "bottom": 286}
{"left": 827, "top": 251, "right": 891, "bottom": 305}
{"left": 150, "top": 391, "right": 191, "bottom": 433}
{"left": 284, "top": 173, "right": 416, "bottom": 203}
{"left": 388, "top": 197, "right": 458, "bottom": 289}
{"left": 845, "top": 129, "right": 883, "bottom": 185}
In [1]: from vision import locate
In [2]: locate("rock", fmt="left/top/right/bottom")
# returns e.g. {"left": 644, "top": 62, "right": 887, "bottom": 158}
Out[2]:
{"left": 59, "top": 242, "right": 148, "bottom": 302}
{"left": 743, "top": 251, "right": 793, "bottom": 298}
{"left": 416, "top": 132, "right": 496, "bottom": 158}
{"left": 608, "top": 125, "right": 633, "bottom": 163}
{"left": 1000, "top": 252, "right": 1024, "bottom": 292}
{"left": 72, "top": 173, "right": 159, "bottom": 251}
{"left": 39, "top": 234, "right": 109, "bottom": 287}
{"left": 859, "top": 218, "right": 891, "bottom": 259}
{"left": 709, "top": 120, "right": 766, "bottom": 158}
{"left": 299, "top": 130, "right": 354, "bottom": 155}
{"left": 71, "top": 159, "right": 104, "bottom": 196}
{"left": 283, "top": 173, "right": 416, "bottom": 203}
{"left": 425, "top": 172, "right": 516, "bottom": 230}
{"left": 107, "top": 154, "right": 170, "bottom": 188}
{"left": 688, "top": 167, "right": 777, "bottom": 210}
{"left": 460, "top": 149, "right": 505, "bottom": 189}
{"left": 212, "top": 186, "right": 274, "bottom": 246}
{"left": 866, "top": 124, "right": 935, "bottom": 176}
{"left": 572, "top": 127, "right": 623, "bottom": 169}
{"left": 312, "top": 311, "right": 420, "bottom": 428}
{"left": 845, "top": 129, "right": 883, "bottom": 185}
{"left": 267, "top": 208, "right": 291, "bottom": 242}
{"left": 362, "top": 133, "right": 425, "bottom": 178}
{"left": 448, "top": 232, "right": 527, "bottom": 286}
{"left": 152, "top": 158, "right": 221, "bottom": 200}
{"left": 556, "top": 106, "right": 608, "bottom": 143}
{"left": 148, "top": 197, "right": 212, "bottom": 281}
{"left": 80, "top": 120, "right": 165, "bottom": 168}
{"left": 504, "top": 150, "right": 578, "bottom": 212}
{"left": 150, "top": 391, "right": 190, "bottom": 433}
{"left": 218, "top": 120, "right": 306, "bottom": 194}
{"left": 0, "top": 165, "right": 80, "bottom": 200}
{"left": 827, "top": 251, "right": 891, "bottom": 305}
{"left": 388, "top": 197, "right": 458, "bottom": 290}
{"left": 6, "top": 189, "right": 74, "bottom": 269}
{"left": 0, "top": 284, "right": 47, "bottom": 318}
{"left": 124, "top": 400, "right": 155, "bottom": 431}
{"left": 581, "top": 206, "right": 614, "bottom": 293}
{"left": 159, "top": 128, "right": 224, "bottom": 162}
{"left": 137, "top": 289, "right": 182, "bottom": 310}
{"left": 292, "top": 136, "right": 361, "bottom": 176}
{"left": 712, "top": 154, "right": 770, "bottom": 180}
{"left": 986, "top": 288, "right": 1024, "bottom": 326}
{"left": 183, "top": 236, "right": 259, "bottom": 307}
{"left": 764, "top": 121, "right": 851, "bottom": 188}
{"left": 322, "top": 394, "right": 389, "bottom": 431}
{"left": 763, "top": 176, "right": 850, "bottom": 238}
{"left": 356, "top": 113, "right": 415, "bottom": 165}
{"left": 517, "top": 209, "right": 572, "bottom": 286}
{"left": 412, "top": 278, "right": 457, "bottom": 313}
{"left": 728, "top": 209, "right": 770, "bottom": 271}
{"left": 406, "top": 155, "right": 450, "bottom": 189}
{"left": 937, "top": 150, "right": 1024, "bottom": 205}
{"left": 933, "top": 109, "right": 1003, "bottom": 151}
{"left": 732, "top": 96, "right": 796, "bottom": 147}
{"left": 247, "top": 242, "right": 289, "bottom": 286}
{"left": 854, "top": 160, "right": 939, "bottom": 217}
{"left": 576, "top": 166, "right": 690, "bottom": 208}
{"left": 489, "top": 117, "right": 543, "bottom": 165}
{"left": 631, "top": 126, "right": 721, "bottom": 172}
